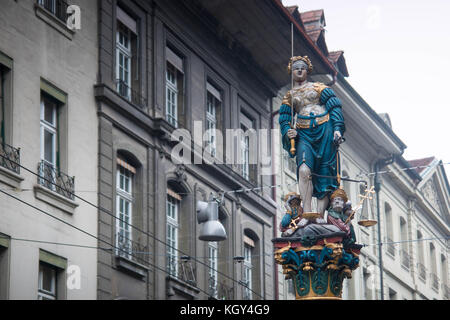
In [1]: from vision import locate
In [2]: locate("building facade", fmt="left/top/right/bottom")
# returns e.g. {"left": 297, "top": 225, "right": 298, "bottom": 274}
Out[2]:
{"left": 94, "top": 0, "right": 331, "bottom": 300}
{"left": 0, "top": 0, "right": 98, "bottom": 299}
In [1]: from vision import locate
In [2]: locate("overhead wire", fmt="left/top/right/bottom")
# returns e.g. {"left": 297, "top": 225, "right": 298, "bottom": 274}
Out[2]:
{"left": 0, "top": 154, "right": 263, "bottom": 299}
{"left": 0, "top": 189, "right": 226, "bottom": 299}
{"left": 0, "top": 156, "right": 448, "bottom": 298}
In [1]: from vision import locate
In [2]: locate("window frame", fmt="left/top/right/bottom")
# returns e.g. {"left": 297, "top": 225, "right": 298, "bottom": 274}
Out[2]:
{"left": 116, "top": 21, "right": 133, "bottom": 100}
{"left": 208, "top": 241, "right": 218, "bottom": 298}
{"left": 243, "top": 244, "right": 253, "bottom": 300}
{"left": 40, "top": 95, "right": 58, "bottom": 168}
{"left": 165, "top": 62, "right": 179, "bottom": 127}
{"left": 166, "top": 193, "right": 179, "bottom": 277}
{"left": 38, "top": 263, "right": 57, "bottom": 300}
{"left": 115, "top": 164, "right": 134, "bottom": 260}
{"left": 205, "top": 83, "right": 221, "bottom": 158}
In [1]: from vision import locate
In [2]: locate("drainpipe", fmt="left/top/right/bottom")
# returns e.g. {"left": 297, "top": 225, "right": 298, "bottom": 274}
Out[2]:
{"left": 374, "top": 155, "right": 395, "bottom": 300}
{"left": 271, "top": 107, "right": 279, "bottom": 300}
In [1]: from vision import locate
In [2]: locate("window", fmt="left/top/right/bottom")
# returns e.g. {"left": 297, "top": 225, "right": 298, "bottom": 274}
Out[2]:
{"left": 37, "top": 0, "right": 69, "bottom": 23}
{"left": 115, "top": 6, "right": 140, "bottom": 105}
{"left": 165, "top": 47, "right": 184, "bottom": 128}
{"left": 38, "top": 263, "right": 57, "bottom": 300}
{"left": 208, "top": 242, "right": 218, "bottom": 298}
{"left": 39, "top": 94, "right": 59, "bottom": 192}
{"left": 400, "top": 217, "right": 409, "bottom": 269}
{"left": 240, "top": 113, "right": 253, "bottom": 180}
{"left": 363, "top": 269, "right": 372, "bottom": 300}
{"left": 38, "top": 80, "right": 73, "bottom": 199}
{"left": 388, "top": 288, "right": 397, "bottom": 300}
{"left": 166, "top": 189, "right": 180, "bottom": 277}
{"left": 116, "top": 158, "right": 135, "bottom": 260}
{"left": 243, "top": 243, "right": 252, "bottom": 300}
{"left": 430, "top": 243, "right": 438, "bottom": 290}
{"left": 38, "top": 250, "right": 66, "bottom": 300}
{"left": 416, "top": 230, "right": 426, "bottom": 281}
{"left": 0, "top": 235, "right": 10, "bottom": 299}
{"left": 206, "top": 82, "right": 222, "bottom": 158}
{"left": 384, "top": 202, "right": 395, "bottom": 256}
{"left": 0, "top": 66, "right": 5, "bottom": 144}
{"left": 40, "top": 95, "right": 58, "bottom": 170}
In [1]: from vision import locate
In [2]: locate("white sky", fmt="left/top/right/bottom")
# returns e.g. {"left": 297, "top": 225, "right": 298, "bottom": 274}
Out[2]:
{"left": 282, "top": 0, "right": 450, "bottom": 179}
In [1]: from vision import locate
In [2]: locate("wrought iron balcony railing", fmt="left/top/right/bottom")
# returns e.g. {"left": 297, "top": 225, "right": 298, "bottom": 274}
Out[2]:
{"left": 417, "top": 262, "right": 427, "bottom": 282}
{"left": 217, "top": 281, "right": 234, "bottom": 300}
{"left": 0, "top": 142, "right": 20, "bottom": 174}
{"left": 37, "top": 160, "right": 75, "bottom": 200}
{"left": 431, "top": 273, "right": 439, "bottom": 291}
{"left": 37, "top": 0, "right": 70, "bottom": 23}
{"left": 401, "top": 249, "right": 410, "bottom": 270}
{"left": 115, "top": 79, "right": 147, "bottom": 109}
{"left": 116, "top": 231, "right": 149, "bottom": 265}
{"left": 167, "top": 255, "right": 196, "bottom": 286}
{"left": 208, "top": 276, "right": 218, "bottom": 299}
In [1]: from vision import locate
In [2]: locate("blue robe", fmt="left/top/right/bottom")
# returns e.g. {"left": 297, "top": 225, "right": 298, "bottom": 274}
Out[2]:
{"left": 279, "top": 86, "right": 345, "bottom": 199}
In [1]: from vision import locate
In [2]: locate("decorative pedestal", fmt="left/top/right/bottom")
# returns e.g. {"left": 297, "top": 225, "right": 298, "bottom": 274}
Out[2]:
{"left": 273, "top": 235, "right": 361, "bottom": 300}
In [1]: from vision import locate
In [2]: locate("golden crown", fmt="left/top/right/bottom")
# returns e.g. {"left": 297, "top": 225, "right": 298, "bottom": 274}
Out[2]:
{"left": 287, "top": 56, "right": 313, "bottom": 74}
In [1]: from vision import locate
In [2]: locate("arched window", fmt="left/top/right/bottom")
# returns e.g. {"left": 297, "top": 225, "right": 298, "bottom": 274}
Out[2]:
{"left": 416, "top": 230, "right": 426, "bottom": 281}
{"left": 115, "top": 152, "right": 141, "bottom": 261}
{"left": 430, "top": 243, "right": 438, "bottom": 290}
{"left": 384, "top": 203, "right": 395, "bottom": 256}
{"left": 166, "top": 180, "right": 194, "bottom": 284}
{"left": 399, "top": 217, "right": 409, "bottom": 268}
{"left": 166, "top": 184, "right": 181, "bottom": 277}
{"left": 208, "top": 209, "right": 230, "bottom": 299}
{"left": 441, "top": 254, "right": 448, "bottom": 296}
{"left": 242, "top": 229, "right": 260, "bottom": 300}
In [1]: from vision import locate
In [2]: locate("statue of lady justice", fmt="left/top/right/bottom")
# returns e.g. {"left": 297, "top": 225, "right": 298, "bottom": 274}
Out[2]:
{"left": 279, "top": 56, "right": 345, "bottom": 236}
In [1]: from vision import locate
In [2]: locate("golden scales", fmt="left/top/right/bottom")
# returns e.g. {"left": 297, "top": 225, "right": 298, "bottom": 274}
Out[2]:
{"left": 346, "top": 185, "right": 377, "bottom": 227}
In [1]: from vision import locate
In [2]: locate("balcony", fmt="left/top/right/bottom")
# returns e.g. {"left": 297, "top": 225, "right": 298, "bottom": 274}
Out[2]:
{"left": 37, "top": 160, "right": 74, "bottom": 200}
{"left": 116, "top": 232, "right": 149, "bottom": 266}
{"left": 115, "top": 79, "right": 147, "bottom": 109}
{"left": 167, "top": 255, "right": 197, "bottom": 287}
{"left": 36, "top": 0, "right": 70, "bottom": 24}
{"left": 217, "top": 281, "right": 234, "bottom": 300}
{"left": 400, "top": 249, "right": 410, "bottom": 270}
{"left": 417, "top": 262, "right": 427, "bottom": 282}
{"left": 0, "top": 142, "right": 20, "bottom": 174}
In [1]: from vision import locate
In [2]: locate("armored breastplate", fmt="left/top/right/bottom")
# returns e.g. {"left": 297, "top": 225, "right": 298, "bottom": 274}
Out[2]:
{"left": 291, "top": 82, "right": 326, "bottom": 116}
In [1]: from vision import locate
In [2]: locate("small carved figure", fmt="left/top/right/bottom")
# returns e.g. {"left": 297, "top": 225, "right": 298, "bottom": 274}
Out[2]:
{"left": 315, "top": 188, "right": 356, "bottom": 246}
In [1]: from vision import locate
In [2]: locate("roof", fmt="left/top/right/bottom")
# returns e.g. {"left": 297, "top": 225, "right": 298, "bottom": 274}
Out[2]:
{"left": 285, "top": 5, "right": 305, "bottom": 29}
{"left": 328, "top": 50, "right": 343, "bottom": 64}
{"left": 300, "top": 9, "right": 325, "bottom": 25}
{"left": 408, "top": 156, "right": 436, "bottom": 175}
